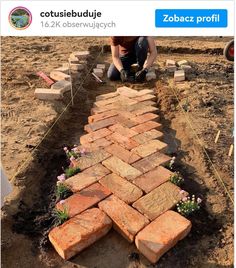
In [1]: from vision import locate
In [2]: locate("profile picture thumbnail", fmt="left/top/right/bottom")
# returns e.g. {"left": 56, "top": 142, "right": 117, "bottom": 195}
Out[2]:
{"left": 9, "top": 7, "right": 32, "bottom": 30}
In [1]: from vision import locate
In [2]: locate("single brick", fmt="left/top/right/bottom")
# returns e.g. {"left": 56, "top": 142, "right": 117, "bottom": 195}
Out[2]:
{"left": 96, "top": 92, "right": 119, "bottom": 101}
{"left": 109, "top": 124, "right": 138, "bottom": 138}
{"left": 88, "top": 110, "right": 118, "bottom": 124}
{"left": 98, "top": 195, "right": 149, "bottom": 242}
{"left": 140, "top": 100, "right": 157, "bottom": 107}
{"left": 135, "top": 210, "right": 192, "bottom": 263}
{"left": 166, "top": 59, "right": 176, "bottom": 66}
{"left": 177, "top": 60, "right": 188, "bottom": 66}
{"left": 56, "top": 183, "right": 111, "bottom": 218}
{"left": 136, "top": 89, "right": 154, "bottom": 96}
{"left": 146, "top": 72, "right": 156, "bottom": 81}
{"left": 131, "top": 121, "right": 162, "bottom": 134}
{"left": 65, "top": 163, "right": 111, "bottom": 192}
{"left": 132, "top": 129, "right": 164, "bottom": 144}
{"left": 105, "top": 143, "right": 141, "bottom": 164}
{"left": 174, "top": 70, "right": 185, "bottom": 82}
{"left": 51, "top": 80, "right": 71, "bottom": 94}
{"left": 69, "top": 56, "right": 80, "bottom": 64}
{"left": 117, "top": 86, "right": 139, "bottom": 98}
{"left": 80, "top": 138, "right": 113, "bottom": 151}
{"left": 133, "top": 166, "right": 174, "bottom": 193}
{"left": 35, "top": 88, "right": 63, "bottom": 100}
{"left": 50, "top": 70, "right": 70, "bottom": 81}
{"left": 131, "top": 140, "right": 168, "bottom": 158}
{"left": 96, "top": 64, "right": 106, "bottom": 70}
{"left": 80, "top": 128, "right": 112, "bottom": 144}
{"left": 107, "top": 132, "right": 139, "bottom": 150}
{"left": 55, "top": 66, "right": 69, "bottom": 74}
{"left": 133, "top": 106, "right": 158, "bottom": 116}
{"left": 99, "top": 173, "right": 143, "bottom": 204}
{"left": 72, "top": 51, "right": 90, "bottom": 59}
{"left": 132, "top": 113, "right": 159, "bottom": 124}
{"left": 134, "top": 94, "right": 156, "bottom": 103}
{"left": 115, "top": 115, "right": 138, "bottom": 128}
{"left": 73, "top": 150, "right": 111, "bottom": 170}
{"left": 49, "top": 208, "right": 112, "bottom": 260}
{"left": 166, "top": 66, "right": 177, "bottom": 73}
{"left": 94, "top": 96, "right": 130, "bottom": 108}
{"left": 102, "top": 156, "right": 142, "bottom": 181}
{"left": 180, "top": 65, "right": 192, "bottom": 72}
{"left": 93, "top": 68, "right": 103, "bottom": 78}
{"left": 132, "top": 152, "right": 171, "bottom": 173}
{"left": 84, "top": 116, "right": 118, "bottom": 133}
{"left": 70, "top": 63, "right": 85, "bottom": 71}
{"left": 133, "top": 182, "right": 187, "bottom": 220}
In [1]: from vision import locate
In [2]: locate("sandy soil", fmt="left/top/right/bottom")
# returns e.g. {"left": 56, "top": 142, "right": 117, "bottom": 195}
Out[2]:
{"left": 1, "top": 37, "right": 234, "bottom": 268}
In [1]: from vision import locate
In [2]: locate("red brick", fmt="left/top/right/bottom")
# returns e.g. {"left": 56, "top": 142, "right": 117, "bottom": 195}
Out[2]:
{"left": 65, "top": 164, "right": 111, "bottom": 192}
{"left": 94, "top": 96, "right": 132, "bottom": 108}
{"left": 135, "top": 210, "right": 192, "bottom": 263}
{"left": 132, "top": 129, "right": 164, "bottom": 144}
{"left": 117, "top": 86, "right": 139, "bottom": 98}
{"left": 84, "top": 116, "right": 118, "bottom": 133}
{"left": 131, "top": 121, "right": 162, "bottom": 134}
{"left": 88, "top": 110, "right": 118, "bottom": 123}
{"left": 133, "top": 166, "right": 174, "bottom": 193}
{"left": 131, "top": 140, "right": 168, "bottom": 157}
{"left": 133, "top": 106, "right": 158, "bottom": 116}
{"left": 99, "top": 173, "right": 143, "bottom": 204}
{"left": 56, "top": 183, "right": 111, "bottom": 218}
{"left": 105, "top": 143, "right": 141, "bottom": 164}
{"left": 132, "top": 152, "right": 171, "bottom": 173}
{"left": 96, "top": 92, "right": 119, "bottom": 101}
{"left": 73, "top": 150, "right": 111, "bottom": 170}
{"left": 132, "top": 113, "right": 159, "bottom": 124}
{"left": 82, "top": 138, "right": 112, "bottom": 151}
{"left": 107, "top": 132, "right": 139, "bottom": 150}
{"left": 132, "top": 182, "right": 187, "bottom": 220}
{"left": 115, "top": 115, "right": 137, "bottom": 128}
{"left": 109, "top": 124, "right": 138, "bottom": 138}
{"left": 35, "top": 88, "right": 63, "bottom": 100}
{"left": 80, "top": 128, "right": 112, "bottom": 144}
{"left": 136, "top": 89, "right": 154, "bottom": 96}
{"left": 134, "top": 94, "right": 156, "bottom": 103}
{"left": 141, "top": 100, "right": 156, "bottom": 107}
{"left": 102, "top": 156, "right": 142, "bottom": 181}
{"left": 49, "top": 208, "right": 112, "bottom": 260}
{"left": 98, "top": 195, "right": 149, "bottom": 242}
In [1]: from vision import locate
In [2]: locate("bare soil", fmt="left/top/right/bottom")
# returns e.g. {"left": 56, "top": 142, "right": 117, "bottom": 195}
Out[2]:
{"left": 1, "top": 37, "right": 234, "bottom": 268}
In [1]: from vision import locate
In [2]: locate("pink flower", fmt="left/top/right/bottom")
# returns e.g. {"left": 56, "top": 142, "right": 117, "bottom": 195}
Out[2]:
{"left": 71, "top": 148, "right": 77, "bottom": 152}
{"left": 197, "top": 197, "right": 202, "bottom": 204}
{"left": 57, "top": 174, "right": 66, "bottom": 181}
{"left": 59, "top": 200, "right": 65, "bottom": 205}
{"left": 63, "top": 147, "right": 68, "bottom": 151}
{"left": 70, "top": 156, "right": 75, "bottom": 161}
{"left": 179, "top": 190, "right": 186, "bottom": 195}
{"left": 73, "top": 144, "right": 78, "bottom": 147}
{"left": 182, "top": 197, "right": 188, "bottom": 202}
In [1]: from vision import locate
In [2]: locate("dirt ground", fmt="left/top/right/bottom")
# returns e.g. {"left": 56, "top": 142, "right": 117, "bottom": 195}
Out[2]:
{"left": 1, "top": 37, "right": 234, "bottom": 268}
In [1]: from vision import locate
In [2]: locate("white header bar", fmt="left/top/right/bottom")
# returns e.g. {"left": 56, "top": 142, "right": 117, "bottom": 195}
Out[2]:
{"left": 1, "top": 1, "right": 234, "bottom": 36}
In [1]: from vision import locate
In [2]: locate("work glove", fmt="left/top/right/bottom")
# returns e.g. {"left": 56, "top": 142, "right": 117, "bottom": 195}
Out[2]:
{"left": 120, "top": 69, "right": 129, "bottom": 82}
{"left": 135, "top": 68, "right": 148, "bottom": 82}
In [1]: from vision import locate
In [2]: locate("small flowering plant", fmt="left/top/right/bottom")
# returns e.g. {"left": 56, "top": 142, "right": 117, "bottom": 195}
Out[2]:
{"left": 64, "top": 166, "right": 81, "bottom": 178}
{"left": 167, "top": 156, "right": 176, "bottom": 170}
{"left": 56, "top": 174, "right": 73, "bottom": 201}
{"left": 53, "top": 202, "right": 69, "bottom": 226}
{"left": 170, "top": 172, "right": 184, "bottom": 186}
{"left": 63, "top": 146, "right": 86, "bottom": 160}
{"left": 177, "top": 194, "right": 202, "bottom": 217}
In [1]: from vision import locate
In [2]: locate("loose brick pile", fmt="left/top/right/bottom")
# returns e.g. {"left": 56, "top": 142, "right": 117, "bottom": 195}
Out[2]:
{"left": 49, "top": 86, "right": 192, "bottom": 264}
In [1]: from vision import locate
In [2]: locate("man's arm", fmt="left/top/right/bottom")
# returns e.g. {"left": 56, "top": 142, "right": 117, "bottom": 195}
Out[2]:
{"left": 111, "top": 45, "right": 123, "bottom": 72}
{"left": 143, "top": 37, "right": 157, "bottom": 69}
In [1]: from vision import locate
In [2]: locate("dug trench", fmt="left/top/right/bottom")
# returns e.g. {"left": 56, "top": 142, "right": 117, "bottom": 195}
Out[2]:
{"left": 1, "top": 39, "right": 233, "bottom": 268}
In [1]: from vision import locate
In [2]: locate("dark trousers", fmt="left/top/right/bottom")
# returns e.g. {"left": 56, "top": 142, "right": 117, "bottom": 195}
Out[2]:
{"left": 107, "top": 37, "right": 148, "bottom": 81}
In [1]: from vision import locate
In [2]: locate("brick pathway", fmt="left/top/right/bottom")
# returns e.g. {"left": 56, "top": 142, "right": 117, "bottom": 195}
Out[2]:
{"left": 49, "top": 86, "right": 192, "bottom": 263}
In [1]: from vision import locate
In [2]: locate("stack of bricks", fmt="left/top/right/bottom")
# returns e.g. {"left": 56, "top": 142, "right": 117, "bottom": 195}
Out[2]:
{"left": 48, "top": 86, "right": 192, "bottom": 264}
{"left": 165, "top": 59, "right": 192, "bottom": 82}
{"left": 93, "top": 63, "right": 106, "bottom": 78}
{"left": 35, "top": 51, "right": 90, "bottom": 100}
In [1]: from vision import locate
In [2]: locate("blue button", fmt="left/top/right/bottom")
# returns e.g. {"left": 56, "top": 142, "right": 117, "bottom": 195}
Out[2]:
{"left": 155, "top": 9, "right": 227, "bottom": 28}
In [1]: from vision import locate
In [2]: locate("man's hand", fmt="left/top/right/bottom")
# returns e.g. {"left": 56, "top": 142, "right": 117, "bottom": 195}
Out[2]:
{"left": 135, "top": 68, "right": 148, "bottom": 82}
{"left": 120, "top": 69, "right": 129, "bottom": 82}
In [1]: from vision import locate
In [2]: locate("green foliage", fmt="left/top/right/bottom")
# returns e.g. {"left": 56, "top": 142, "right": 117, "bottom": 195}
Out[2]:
{"left": 177, "top": 195, "right": 201, "bottom": 216}
{"left": 65, "top": 166, "right": 81, "bottom": 178}
{"left": 170, "top": 172, "right": 184, "bottom": 186}
{"left": 56, "top": 183, "right": 72, "bottom": 201}
{"left": 53, "top": 207, "right": 69, "bottom": 226}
